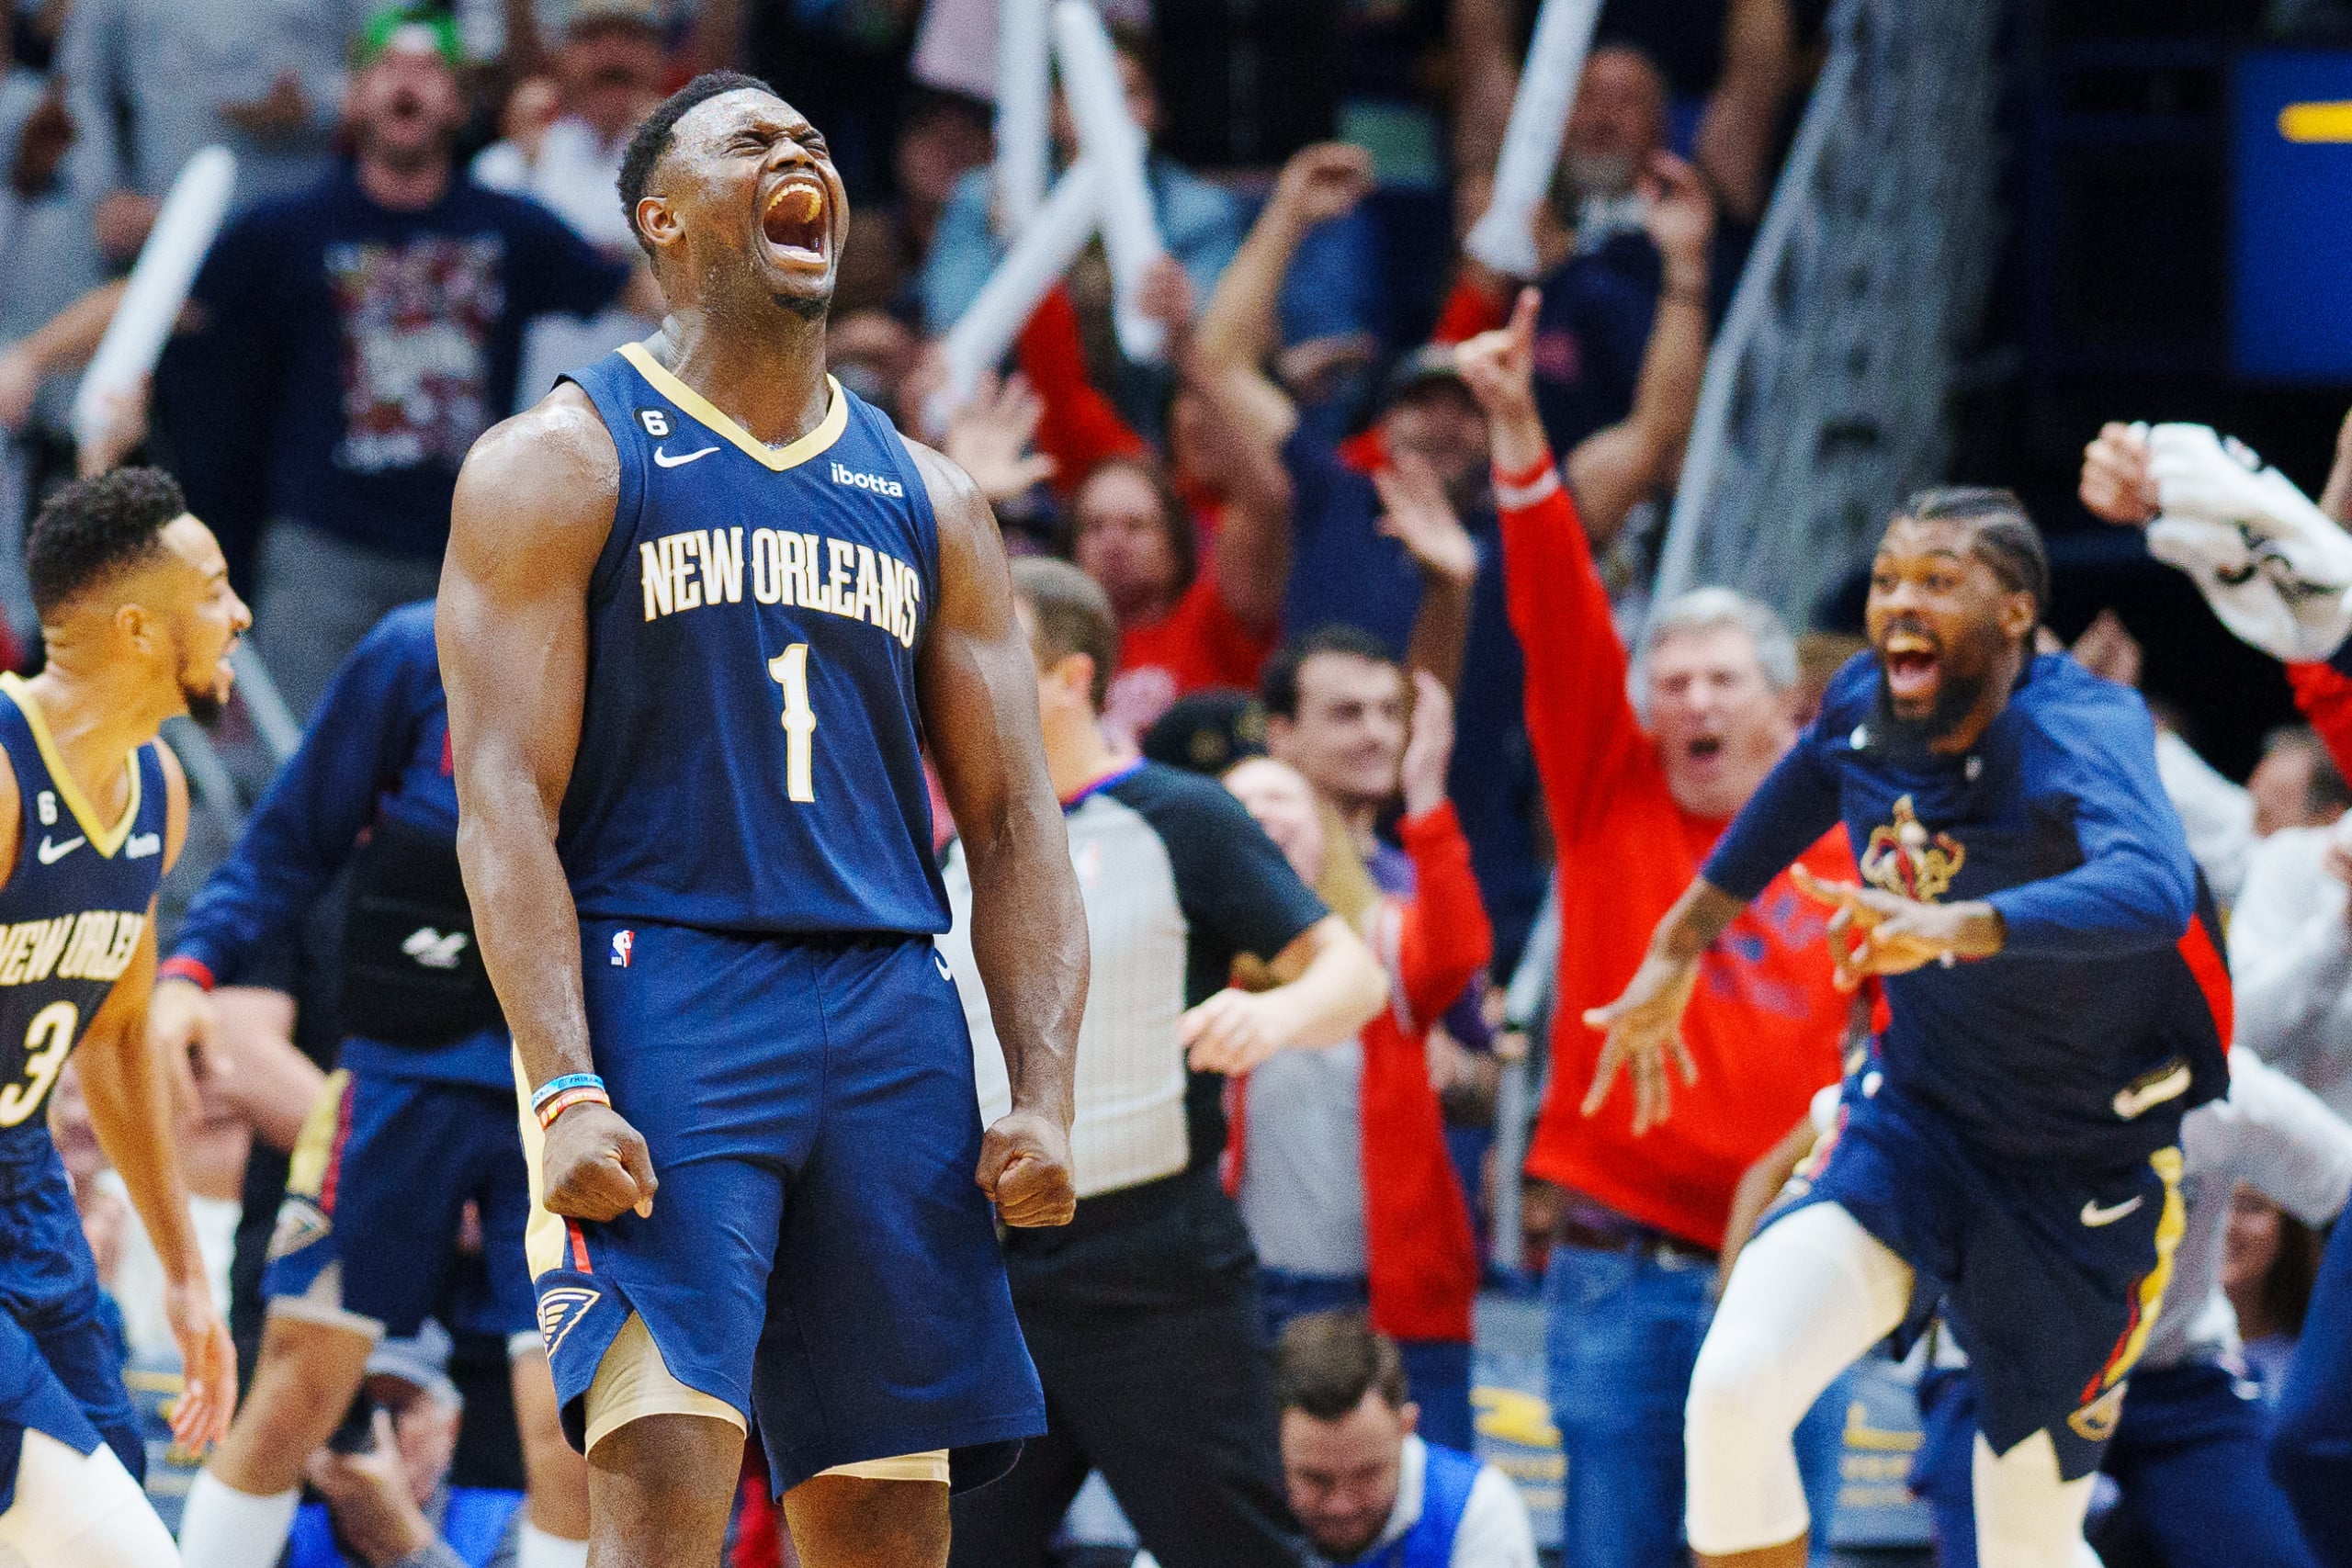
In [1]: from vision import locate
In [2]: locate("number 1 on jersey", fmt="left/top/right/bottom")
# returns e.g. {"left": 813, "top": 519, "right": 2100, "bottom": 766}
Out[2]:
{"left": 768, "top": 644, "right": 818, "bottom": 802}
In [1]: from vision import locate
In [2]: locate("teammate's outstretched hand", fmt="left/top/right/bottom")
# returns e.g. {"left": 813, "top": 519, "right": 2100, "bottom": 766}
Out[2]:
{"left": 1579, "top": 953, "right": 1700, "bottom": 1135}
{"left": 978, "top": 1107, "right": 1077, "bottom": 1228}
{"left": 1790, "top": 864, "right": 2003, "bottom": 990}
{"left": 542, "top": 1101, "right": 658, "bottom": 1222}
{"left": 164, "top": 1273, "right": 236, "bottom": 1451}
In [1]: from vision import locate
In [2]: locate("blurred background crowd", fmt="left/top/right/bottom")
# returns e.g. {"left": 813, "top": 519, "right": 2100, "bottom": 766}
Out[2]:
{"left": 6, "top": 0, "right": 2352, "bottom": 1562}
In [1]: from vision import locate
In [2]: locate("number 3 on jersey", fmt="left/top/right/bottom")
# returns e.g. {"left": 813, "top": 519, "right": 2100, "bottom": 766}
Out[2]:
{"left": 768, "top": 645, "right": 818, "bottom": 803}
{"left": 0, "top": 1000, "right": 76, "bottom": 1127}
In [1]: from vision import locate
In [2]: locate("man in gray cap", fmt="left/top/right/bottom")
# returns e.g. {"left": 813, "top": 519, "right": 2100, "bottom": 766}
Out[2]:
{"left": 291, "top": 1323, "right": 530, "bottom": 1568}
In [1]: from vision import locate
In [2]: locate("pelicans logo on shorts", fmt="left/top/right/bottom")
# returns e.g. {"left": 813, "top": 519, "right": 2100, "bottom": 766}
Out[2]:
{"left": 537, "top": 1285, "right": 604, "bottom": 1357}
{"left": 2067, "top": 1381, "right": 2129, "bottom": 1443}
{"left": 1860, "top": 795, "right": 1966, "bottom": 902}
{"left": 268, "top": 1195, "right": 331, "bottom": 1261}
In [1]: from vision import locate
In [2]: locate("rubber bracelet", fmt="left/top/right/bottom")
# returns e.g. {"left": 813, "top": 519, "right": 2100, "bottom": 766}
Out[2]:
{"left": 530, "top": 1073, "right": 605, "bottom": 1112}
{"left": 536, "top": 1086, "right": 611, "bottom": 1129}
{"left": 537, "top": 1090, "right": 607, "bottom": 1126}
{"left": 158, "top": 955, "right": 215, "bottom": 991}
{"left": 535, "top": 1084, "right": 608, "bottom": 1121}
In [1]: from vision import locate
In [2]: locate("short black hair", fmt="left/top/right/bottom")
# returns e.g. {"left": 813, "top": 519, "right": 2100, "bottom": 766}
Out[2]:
{"left": 1896, "top": 486, "right": 2052, "bottom": 622}
{"left": 617, "top": 70, "right": 775, "bottom": 257}
{"left": 1276, "top": 1311, "right": 1408, "bottom": 1419}
{"left": 1259, "top": 625, "right": 1399, "bottom": 720}
{"left": 26, "top": 467, "right": 186, "bottom": 618}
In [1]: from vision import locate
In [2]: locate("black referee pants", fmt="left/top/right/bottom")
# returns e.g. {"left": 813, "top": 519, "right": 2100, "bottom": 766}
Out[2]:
{"left": 948, "top": 1168, "right": 1306, "bottom": 1568}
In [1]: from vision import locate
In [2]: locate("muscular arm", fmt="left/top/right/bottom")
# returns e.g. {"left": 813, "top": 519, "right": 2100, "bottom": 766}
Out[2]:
{"left": 77, "top": 907, "right": 196, "bottom": 1280}
{"left": 908, "top": 442, "right": 1084, "bottom": 1228}
{"left": 440, "top": 386, "right": 655, "bottom": 1223}
{"left": 77, "top": 752, "right": 236, "bottom": 1446}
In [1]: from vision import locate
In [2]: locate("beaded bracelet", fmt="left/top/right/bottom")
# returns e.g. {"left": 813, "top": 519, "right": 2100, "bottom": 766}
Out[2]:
{"left": 530, "top": 1073, "right": 605, "bottom": 1113}
{"left": 535, "top": 1084, "right": 612, "bottom": 1129}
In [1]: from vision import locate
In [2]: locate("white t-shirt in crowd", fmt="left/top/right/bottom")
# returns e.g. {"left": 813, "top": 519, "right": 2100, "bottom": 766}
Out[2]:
{"left": 2229, "top": 823, "right": 2352, "bottom": 1119}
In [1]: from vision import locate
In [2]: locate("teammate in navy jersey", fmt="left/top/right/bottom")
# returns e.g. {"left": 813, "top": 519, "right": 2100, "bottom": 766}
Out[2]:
{"left": 164, "top": 603, "right": 589, "bottom": 1568}
{"left": 0, "top": 468, "right": 245, "bottom": 1565}
{"left": 1584, "top": 489, "right": 2230, "bottom": 1568}
{"left": 438, "top": 72, "right": 1086, "bottom": 1568}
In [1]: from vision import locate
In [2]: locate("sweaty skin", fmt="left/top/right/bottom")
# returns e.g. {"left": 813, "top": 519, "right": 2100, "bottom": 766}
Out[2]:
{"left": 439, "top": 78, "right": 1083, "bottom": 1568}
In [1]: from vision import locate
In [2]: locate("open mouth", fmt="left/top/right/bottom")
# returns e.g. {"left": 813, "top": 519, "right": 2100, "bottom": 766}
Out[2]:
{"left": 762, "top": 178, "right": 829, "bottom": 265}
{"left": 1685, "top": 736, "right": 1723, "bottom": 764}
{"left": 1882, "top": 629, "right": 1941, "bottom": 704}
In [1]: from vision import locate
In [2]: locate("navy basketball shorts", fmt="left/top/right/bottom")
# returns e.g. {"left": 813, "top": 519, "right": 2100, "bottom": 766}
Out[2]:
{"left": 1767, "top": 1072, "right": 2183, "bottom": 1481}
{"left": 263, "top": 1068, "right": 537, "bottom": 1341}
{"left": 0, "top": 1138, "right": 141, "bottom": 1510}
{"left": 522, "top": 921, "right": 1044, "bottom": 1497}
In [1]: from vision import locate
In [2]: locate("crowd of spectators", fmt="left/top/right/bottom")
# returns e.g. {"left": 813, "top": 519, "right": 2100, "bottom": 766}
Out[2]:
{"left": 6, "top": 0, "right": 2352, "bottom": 1564}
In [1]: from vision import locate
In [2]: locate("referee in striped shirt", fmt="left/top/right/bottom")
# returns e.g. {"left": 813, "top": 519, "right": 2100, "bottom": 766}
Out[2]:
{"left": 938, "top": 559, "right": 1386, "bottom": 1568}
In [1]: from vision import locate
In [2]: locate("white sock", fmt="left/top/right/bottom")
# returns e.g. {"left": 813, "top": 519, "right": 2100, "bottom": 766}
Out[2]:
{"left": 176, "top": 1471, "right": 300, "bottom": 1568}
{"left": 0, "top": 1431, "right": 181, "bottom": 1567}
{"left": 519, "top": 1522, "right": 591, "bottom": 1568}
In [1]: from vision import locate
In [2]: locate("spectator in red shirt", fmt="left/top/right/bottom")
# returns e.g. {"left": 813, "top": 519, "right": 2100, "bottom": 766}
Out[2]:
{"left": 1076, "top": 452, "right": 1285, "bottom": 749}
{"left": 1454, "top": 290, "right": 1855, "bottom": 1568}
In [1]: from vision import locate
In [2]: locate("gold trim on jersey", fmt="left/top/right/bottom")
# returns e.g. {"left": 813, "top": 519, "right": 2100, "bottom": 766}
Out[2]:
{"left": 0, "top": 672, "right": 142, "bottom": 857}
{"left": 617, "top": 344, "right": 849, "bottom": 473}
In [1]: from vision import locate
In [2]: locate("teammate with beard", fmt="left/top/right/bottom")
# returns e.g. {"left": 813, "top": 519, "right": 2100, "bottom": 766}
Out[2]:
{"left": 0, "top": 468, "right": 244, "bottom": 1565}
{"left": 439, "top": 73, "right": 1086, "bottom": 1568}
{"left": 1586, "top": 488, "right": 2233, "bottom": 1568}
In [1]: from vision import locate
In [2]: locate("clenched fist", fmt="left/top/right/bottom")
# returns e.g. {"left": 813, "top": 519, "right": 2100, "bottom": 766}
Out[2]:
{"left": 541, "top": 1100, "right": 658, "bottom": 1222}
{"left": 978, "top": 1107, "right": 1077, "bottom": 1227}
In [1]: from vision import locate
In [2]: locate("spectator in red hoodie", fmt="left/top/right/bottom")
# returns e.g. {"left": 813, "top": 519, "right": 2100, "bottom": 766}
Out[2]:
{"left": 1454, "top": 289, "right": 1854, "bottom": 1568}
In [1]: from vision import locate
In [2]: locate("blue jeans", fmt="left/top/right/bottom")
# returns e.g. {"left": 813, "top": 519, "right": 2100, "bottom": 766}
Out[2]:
{"left": 1257, "top": 1269, "right": 1476, "bottom": 1452}
{"left": 1544, "top": 1241, "right": 1851, "bottom": 1568}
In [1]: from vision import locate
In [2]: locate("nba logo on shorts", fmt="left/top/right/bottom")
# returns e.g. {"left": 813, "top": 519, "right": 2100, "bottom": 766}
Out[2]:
{"left": 611, "top": 930, "right": 634, "bottom": 968}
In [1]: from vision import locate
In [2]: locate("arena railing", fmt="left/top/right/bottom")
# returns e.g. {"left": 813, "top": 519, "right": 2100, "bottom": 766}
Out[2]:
{"left": 1648, "top": 0, "right": 2005, "bottom": 626}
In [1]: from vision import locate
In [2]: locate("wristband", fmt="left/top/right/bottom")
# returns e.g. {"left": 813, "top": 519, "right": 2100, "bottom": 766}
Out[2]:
{"left": 158, "top": 955, "right": 215, "bottom": 991}
{"left": 530, "top": 1072, "right": 605, "bottom": 1112}
{"left": 535, "top": 1085, "right": 611, "bottom": 1128}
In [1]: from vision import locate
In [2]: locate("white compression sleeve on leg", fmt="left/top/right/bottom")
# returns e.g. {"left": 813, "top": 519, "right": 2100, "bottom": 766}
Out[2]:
{"left": 0, "top": 1429, "right": 182, "bottom": 1567}
{"left": 1686, "top": 1202, "right": 1915, "bottom": 1556}
{"left": 177, "top": 1468, "right": 301, "bottom": 1568}
{"left": 1973, "top": 1430, "right": 2098, "bottom": 1568}
{"left": 519, "top": 1522, "right": 592, "bottom": 1568}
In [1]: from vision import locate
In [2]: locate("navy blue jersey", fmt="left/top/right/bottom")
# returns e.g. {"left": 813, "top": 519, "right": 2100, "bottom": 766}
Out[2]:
{"left": 0, "top": 675, "right": 167, "bottom": 1151}
{"left": 170, "top": 603, "right": 511, "bottom": 1088}
{"left": 556, "top": 345, "right": 948, "bottom": 937}
{"left": 1704, "top": 652, "right": 2231, "bottom": 1167}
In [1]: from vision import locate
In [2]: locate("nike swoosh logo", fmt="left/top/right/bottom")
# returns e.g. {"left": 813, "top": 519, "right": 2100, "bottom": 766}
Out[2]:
{"left": 35, "top": 834, "right": 84, "bottom": 864}
{"left": 2112, "top": 1063, "right": 2192, "bottom": 1121}
{"left": 2080, "top": 1196, "right": 2144, "bottom": 1228}
{"left": 652, "top": 445, "right": 719, "bottom": 468}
